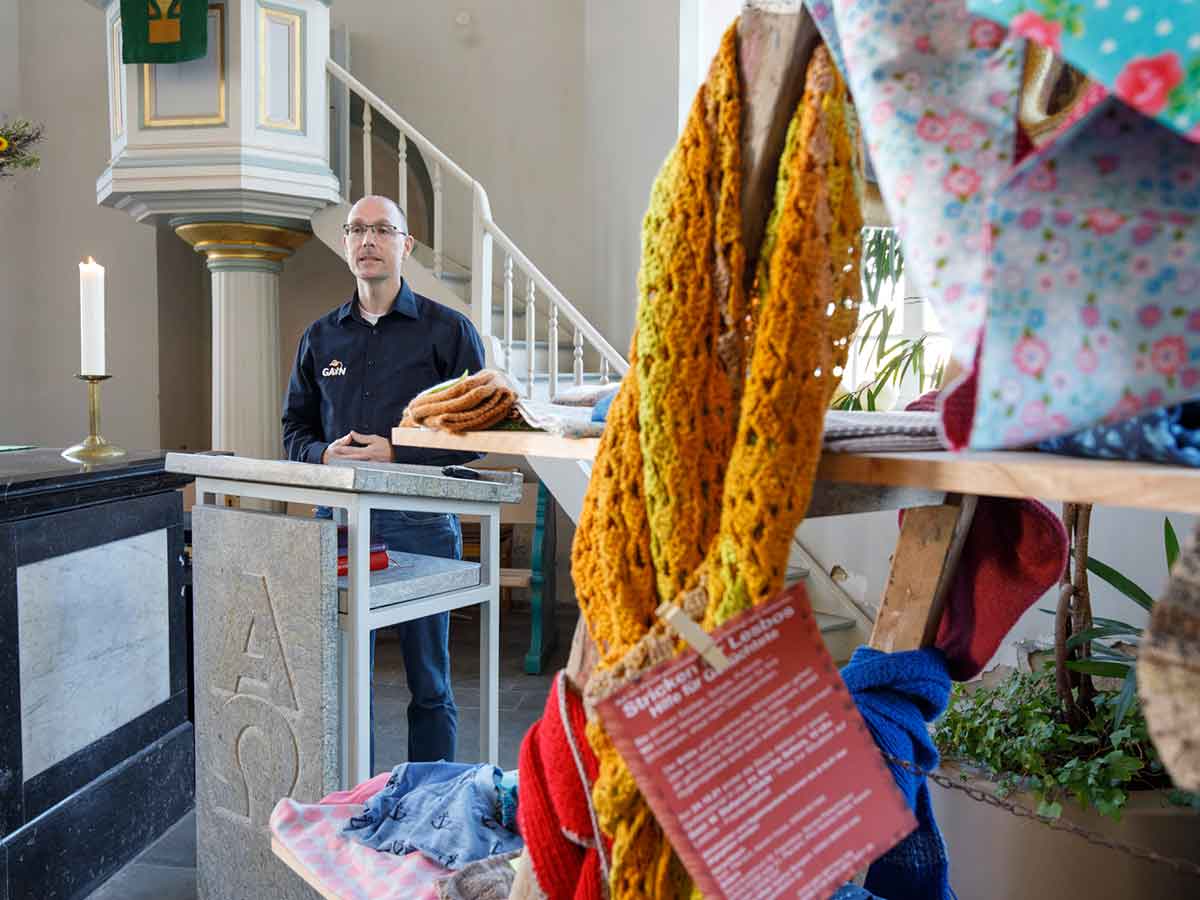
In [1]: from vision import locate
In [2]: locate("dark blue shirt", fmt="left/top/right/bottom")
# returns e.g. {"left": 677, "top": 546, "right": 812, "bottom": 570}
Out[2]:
{"left": 282, "top": 280, "right": 485, "bottom": 466}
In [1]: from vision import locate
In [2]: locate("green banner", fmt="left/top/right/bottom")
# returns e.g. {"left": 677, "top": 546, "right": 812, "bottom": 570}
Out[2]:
{"left": 121, "top": 0, "right": 209, "bottom": 65}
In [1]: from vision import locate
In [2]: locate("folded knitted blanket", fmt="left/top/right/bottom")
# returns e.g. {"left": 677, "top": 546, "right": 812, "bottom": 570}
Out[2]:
{"left": 435, "top": 851, "right": 520, "bottom": 900}
{"left": 401, "top": 370, "right": 518, "bottom": 433}
{"left": 569, "top": 26, "right": 865, "bottom": 900}
{"left": 823, "top": 410, "right": 945, "bottom": 453}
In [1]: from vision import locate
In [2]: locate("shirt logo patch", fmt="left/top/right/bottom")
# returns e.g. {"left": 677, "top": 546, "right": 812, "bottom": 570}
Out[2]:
{"left": 322, "top": 358, "right": 348, "bottom": 377}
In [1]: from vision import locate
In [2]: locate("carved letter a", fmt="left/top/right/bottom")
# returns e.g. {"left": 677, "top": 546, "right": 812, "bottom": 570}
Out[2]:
{"left": 217, "top": 573, "right": 299, "bottom": 711}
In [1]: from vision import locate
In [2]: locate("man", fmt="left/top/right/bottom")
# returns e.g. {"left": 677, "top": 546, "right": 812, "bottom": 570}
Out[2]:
{"left": 282, "top": 195, "right": 485, "bottom": 764}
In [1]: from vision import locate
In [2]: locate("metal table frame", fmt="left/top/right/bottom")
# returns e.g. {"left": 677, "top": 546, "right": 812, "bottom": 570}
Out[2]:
{"left": 193, "top": 476, "right": 501, "bottom": 787}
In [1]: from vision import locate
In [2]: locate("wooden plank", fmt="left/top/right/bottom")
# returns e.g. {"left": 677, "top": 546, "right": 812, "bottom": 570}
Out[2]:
{"left": 390, "top": 426, "right": 599, "bottom": 461}
{"left": 819, "top": 451, "right": 1200, "bottom": 515}
{"left": 868, "top": 496, "right": 977, "bottom": 652}
{"left": 806, "top": 481, "right": 946, "bottom": 517}
{"left": 737, "top": 3, "right": 819, "bottom": 277}
{"left": 391, "top": 428, "right": 1200, "bottom": 514}
{"left": 501, "top": 567, "right": 532, "bottom": 589}
{"left": 271, "top": 838, "right": 339, "bottom": 900}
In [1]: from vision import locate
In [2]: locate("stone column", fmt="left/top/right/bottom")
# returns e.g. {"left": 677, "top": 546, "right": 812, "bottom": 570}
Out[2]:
{"left": 175, "top": 223, "right": 310, "bottom": 459}
{"left": 191, "top": 504, "right": 339, "bottom": 900}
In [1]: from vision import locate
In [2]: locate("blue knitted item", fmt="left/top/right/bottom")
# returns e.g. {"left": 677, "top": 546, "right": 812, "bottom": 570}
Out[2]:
{"left": 841, "top": 646, "right": 955, "bottom": 900}
{"left": 591, "top": 391, "right": 615, "bottom": 424}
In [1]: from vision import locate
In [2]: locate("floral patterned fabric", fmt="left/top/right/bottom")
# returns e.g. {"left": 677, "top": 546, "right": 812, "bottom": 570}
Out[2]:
{"left": 968, "top": 0, "right": 1200, "bottom": 142}
{"left": 974, "top": 97, "right": 1200, "bottom": 447}
{"left": 808, "top": 0, "right": 1024, "bottom": 366}
{"left": 808, "top": 0, "right": 1200, "bottom": 449}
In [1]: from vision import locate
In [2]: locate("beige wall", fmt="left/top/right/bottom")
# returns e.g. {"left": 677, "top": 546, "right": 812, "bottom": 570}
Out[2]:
{"left": 156, "top": 224, "right": 211, "bottom": 451}
{"left": 583, "top": 0, "right": 682, "bottom": 350}
{"left": 0, "top": 1, "right": 33, "bottom": 440}
{"left": 0, "top": 0, "right": 160, "bottom": 451}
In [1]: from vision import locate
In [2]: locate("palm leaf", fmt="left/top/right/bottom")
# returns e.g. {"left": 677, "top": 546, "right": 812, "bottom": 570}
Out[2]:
{"left": 1113, "top": 670, "right": 1138, "bottom": 728}
{"left": 1086, "top": 556, "right": 1154, "bottom": 612}
{"left": 1065, "top": 660, "right": 1131, "bottom": 678}
{"left": 1165, "top": 518, "right": 1180, "bottom": 571}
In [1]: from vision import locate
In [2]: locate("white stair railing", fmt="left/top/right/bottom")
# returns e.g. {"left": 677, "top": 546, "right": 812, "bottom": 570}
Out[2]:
{"left": 326, "top": 58, "right": 628, "bottom": 397}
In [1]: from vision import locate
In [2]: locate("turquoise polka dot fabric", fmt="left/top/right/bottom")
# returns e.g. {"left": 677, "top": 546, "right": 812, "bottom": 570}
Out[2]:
{"left": 969, "top": 0, "right": 1200, "bottom": 142}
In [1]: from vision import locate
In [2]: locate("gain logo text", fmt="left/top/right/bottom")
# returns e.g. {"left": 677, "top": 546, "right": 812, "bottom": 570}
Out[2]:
{"left": 322, "top": 358, "right": 347, "bottom": 377}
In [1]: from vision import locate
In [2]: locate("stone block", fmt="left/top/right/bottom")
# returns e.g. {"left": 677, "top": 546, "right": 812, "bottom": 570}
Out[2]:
{"left": 18, "top": 529, "right": 170, "bottom": 779}
{"left": 165, "top": 452, "right": 524, "bottom": 503}
{"left": 192, "top": 506, "right": 338, "bottom": 900}
{"left": 337, "top": 551, "right": 481, "bottom": 613}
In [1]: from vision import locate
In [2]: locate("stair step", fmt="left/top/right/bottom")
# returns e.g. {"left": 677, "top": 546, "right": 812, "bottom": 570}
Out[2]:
{"left": 815, "top": 612, "right": 856, "bottom": 633}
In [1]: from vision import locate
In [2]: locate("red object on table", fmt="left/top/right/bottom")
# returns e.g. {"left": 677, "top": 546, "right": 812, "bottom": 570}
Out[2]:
{"left": 337, "top": 549, "right": 389, "bottom": 577}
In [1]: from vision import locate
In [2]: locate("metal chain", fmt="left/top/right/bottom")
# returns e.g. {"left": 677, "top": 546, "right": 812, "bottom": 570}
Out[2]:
{"left": 881, "top": 752, "right": 1200, "bottom": 879}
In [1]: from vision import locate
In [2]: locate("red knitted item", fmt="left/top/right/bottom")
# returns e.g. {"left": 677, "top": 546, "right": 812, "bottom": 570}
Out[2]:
{"left": 936, "top": 496, "right": 1068, "bottom": 680}
{"left": 936, "top": 346, "right": 980, "bottom": 450}
{"left": 517, "top": 672, "right": 607, "bottom": 900}
{"left": 903, "top": 393, "right": 1068, "bottom": 678}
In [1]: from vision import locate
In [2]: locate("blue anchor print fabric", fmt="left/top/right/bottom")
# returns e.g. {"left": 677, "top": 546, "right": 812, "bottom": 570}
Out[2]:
{"left": 341, "top": 762, "right": 523, "bottom": 869}
{"left": 1039, "top": 401, "right": 1200, "bottom": 466}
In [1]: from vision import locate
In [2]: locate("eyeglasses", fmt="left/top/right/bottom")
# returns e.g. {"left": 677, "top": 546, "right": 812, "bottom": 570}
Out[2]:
{"left": 342, "top": 223, "right": 407, "bottom": 240}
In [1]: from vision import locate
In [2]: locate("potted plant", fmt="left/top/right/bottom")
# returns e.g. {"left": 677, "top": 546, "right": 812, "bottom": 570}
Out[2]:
{"left": 930, "top": 509, "right": 1200, "bottom": 899}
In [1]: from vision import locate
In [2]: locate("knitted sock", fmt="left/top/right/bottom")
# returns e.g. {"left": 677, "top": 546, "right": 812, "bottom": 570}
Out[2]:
{"left": 935, "top": 496, "right": 1067, "bottom": 681}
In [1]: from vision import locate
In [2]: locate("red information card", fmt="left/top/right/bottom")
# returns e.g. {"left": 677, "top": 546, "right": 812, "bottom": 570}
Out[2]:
{"left": 596, "top": 586, "right": 915, "bottom": 900}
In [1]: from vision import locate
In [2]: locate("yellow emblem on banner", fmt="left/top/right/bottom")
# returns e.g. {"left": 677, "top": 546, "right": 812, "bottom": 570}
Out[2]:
{"left": 147, "top": 0, "right": 182, "bottom": 45}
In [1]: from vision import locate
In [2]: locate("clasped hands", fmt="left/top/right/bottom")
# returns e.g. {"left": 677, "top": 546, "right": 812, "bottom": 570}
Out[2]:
{"left": 322, "top": 430, "right": 392, "bottom": 463}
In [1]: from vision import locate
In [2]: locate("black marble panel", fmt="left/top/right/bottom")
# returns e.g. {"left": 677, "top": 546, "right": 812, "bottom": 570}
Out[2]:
{"left": 3, "top": 723, "right": 194, "bottom": 900}
{"left": 0, "top": 524, "right": 19, "bottom": 840}
{"left": 168, "top": 522, "right": 188, "bottom": 698}
{"left": 22, "top": 692, "right": 189, "bottom": 822}
{"left": 0, "top": 450, "right": 191, "bottom": 525}
{"left": 0, "top": 843, "right": 7, "bottom": 900}
{"left": 15, "top": 489, "right": 181, "bottom": 567}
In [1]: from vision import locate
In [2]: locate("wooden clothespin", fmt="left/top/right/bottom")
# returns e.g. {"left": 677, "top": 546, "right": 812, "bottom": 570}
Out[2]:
{"left": 656, "top": 602, "right": 731, "bottom": 673}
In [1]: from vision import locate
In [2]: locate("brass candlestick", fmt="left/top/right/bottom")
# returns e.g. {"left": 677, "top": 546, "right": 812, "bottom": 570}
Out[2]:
{"left": 61, "top": 374, "right": 127, "bottom": 463}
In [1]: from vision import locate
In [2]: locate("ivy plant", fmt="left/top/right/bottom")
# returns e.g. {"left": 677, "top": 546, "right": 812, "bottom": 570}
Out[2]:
{"left": 932, "top": 670, "right": 1189, "bottom": 821}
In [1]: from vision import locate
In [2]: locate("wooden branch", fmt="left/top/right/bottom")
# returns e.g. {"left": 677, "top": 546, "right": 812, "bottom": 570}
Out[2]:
{"left": 868, "top": 495, "right": 978, "bottom": 652}
{"left": 736, "top": 3, "right": 819, "bottom": 278}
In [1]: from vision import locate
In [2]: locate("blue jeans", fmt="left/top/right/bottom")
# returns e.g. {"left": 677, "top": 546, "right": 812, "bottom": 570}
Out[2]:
{"left": 318, "top": 507, "right": 461, "bottom": 767}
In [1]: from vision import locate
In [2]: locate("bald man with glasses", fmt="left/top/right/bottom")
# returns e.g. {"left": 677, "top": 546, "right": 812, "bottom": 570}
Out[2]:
{"left": 283, "top": 195, "right": 486, "bottom": 766}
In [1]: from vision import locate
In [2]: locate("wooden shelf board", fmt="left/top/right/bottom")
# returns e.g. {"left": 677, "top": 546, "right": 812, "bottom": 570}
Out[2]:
{"left": 818, "top": 450, "right": 1200, "bottom": 515}
{"left": 391, "top": 427, "right": 599, "bottom": 460}
{"left": 391, "top": 429, "right": 1200, "bottom": 514}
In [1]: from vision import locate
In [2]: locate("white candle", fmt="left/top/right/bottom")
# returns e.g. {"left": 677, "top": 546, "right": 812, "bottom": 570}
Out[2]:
{"left": 79, "top": 257, "right": 105, "bottom": 376}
